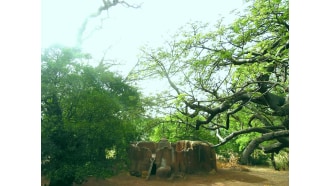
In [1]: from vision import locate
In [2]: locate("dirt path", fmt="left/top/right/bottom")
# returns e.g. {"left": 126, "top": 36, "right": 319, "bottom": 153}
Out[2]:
{"left": 53, "top": 166, "right": 287, "bottom": 186}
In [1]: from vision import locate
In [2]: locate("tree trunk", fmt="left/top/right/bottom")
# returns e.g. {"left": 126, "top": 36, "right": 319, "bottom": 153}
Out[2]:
{"left": 240, "top": 130, "right": 288, "bottom": 164}
{"left": 271, "top": 152, "right": 279, "bottom": 171}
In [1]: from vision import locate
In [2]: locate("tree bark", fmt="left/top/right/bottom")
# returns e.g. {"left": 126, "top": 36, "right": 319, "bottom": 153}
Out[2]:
{"left": 260, "top": 141, "right": 288, "bottom": 154}
{"left": 240, "top": 130, "right": 289, "bottom": 164}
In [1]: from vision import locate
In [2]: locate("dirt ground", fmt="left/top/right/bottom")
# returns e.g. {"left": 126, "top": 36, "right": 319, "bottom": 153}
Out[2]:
{"left": 42, "top": 166, "right": 289, "bottom": 186}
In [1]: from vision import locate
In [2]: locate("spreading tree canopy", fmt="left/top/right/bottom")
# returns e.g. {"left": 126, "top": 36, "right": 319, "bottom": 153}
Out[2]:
{"left": 129, "top": 0, "right": 289, "bottom": 164}
{"left": 41, "top": 46, "right": 144, "bottom": 185}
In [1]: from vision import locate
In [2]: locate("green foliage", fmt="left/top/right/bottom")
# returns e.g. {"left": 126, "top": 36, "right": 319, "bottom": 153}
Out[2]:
{"left": 268, "top": 148, "right": 289, "bottom": 170}
{"left": 41, "top": 46, "right": 145, "bottom": 185}
{"left": 131, "top": 0, "right": 289, "bottom": 168}
{"left": 235, "top": 134, "right": 253, "bottom": 152}
{"left": 246, "top": 150, "right": 269, "bottom": 165}
{"left": 148, "top": 113, "right": 219, "bottom": 144}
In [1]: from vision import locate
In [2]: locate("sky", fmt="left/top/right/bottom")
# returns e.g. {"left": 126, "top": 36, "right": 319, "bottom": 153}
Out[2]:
{"left": 42, "top": 0, "right": 248, "bottom": 95}
{"left": 42, "top": 0, "right": 247, "bottom": 51}
{"left": 2, "top": 0, "right": 330, "bottom": 185}
{"left": 41, "top": 0, "right": 249, "bottom": 95}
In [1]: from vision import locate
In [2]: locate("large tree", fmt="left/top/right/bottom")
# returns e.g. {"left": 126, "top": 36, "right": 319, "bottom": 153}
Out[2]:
{"left": 41, "top": 46, "right": 144, "bottom": 185}
{"left": 129, "top": 0, "right": 288, "bottom": 165}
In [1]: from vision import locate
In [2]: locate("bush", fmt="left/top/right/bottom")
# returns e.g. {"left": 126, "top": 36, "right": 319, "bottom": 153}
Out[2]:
{"left": 249, "top": 150, "right": 270, "bottom": 165}
{"left": 268, "top": 149, "right": 289, "bottom": 170}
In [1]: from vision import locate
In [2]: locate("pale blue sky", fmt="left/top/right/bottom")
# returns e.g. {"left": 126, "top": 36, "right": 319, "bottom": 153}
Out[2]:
{"left": 42, "top": 0, "right": 247, "bottom": 94}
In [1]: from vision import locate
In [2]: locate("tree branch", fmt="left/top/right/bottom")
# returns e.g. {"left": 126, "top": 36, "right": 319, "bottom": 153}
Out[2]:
{"left": 240, "top": 130, "right": 289, "bottom": 164}
{"left": 212, "top": 126, "right": 286, "bottom": 148}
